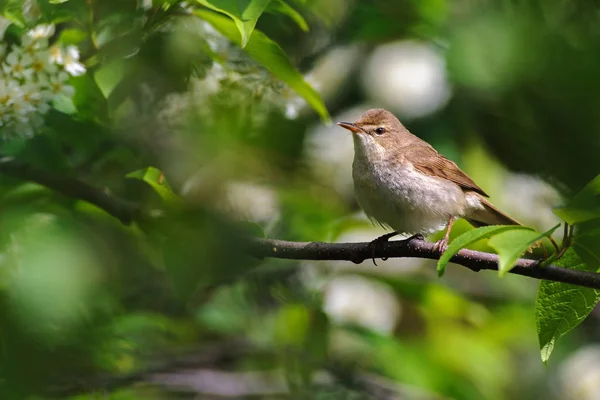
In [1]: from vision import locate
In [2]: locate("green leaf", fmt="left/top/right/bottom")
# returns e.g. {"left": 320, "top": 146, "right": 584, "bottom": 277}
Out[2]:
{"left": 488, "top": 224, "right": 560, "bottom": 276}
{"left": 194, "top": 9, "right": 330, "bottom": 122}
{"left": 51, "top": 94, "right": 77, "bottom": 115}
{"left": 196, "top": 0, "right": 272, "bottom": 48}
{"left": 436, "top": 225, "right": 531, "bottom": 277}
{"left": 125, "top": 167, "right": 182, "bottom": 206}
{"left": 57, "top": 28, "right": 88, "bottom": 45}
{"left": 267, "top": 0, "right": 309, "bottom": 31}
{"left": 553, "top": 174, "right": 600, "bottom": 224}
{"left": 93, "top": 59, "right": 127, "bottom": 99}
{"left": 536, "top": 247, "right": 600, "bottom": 363}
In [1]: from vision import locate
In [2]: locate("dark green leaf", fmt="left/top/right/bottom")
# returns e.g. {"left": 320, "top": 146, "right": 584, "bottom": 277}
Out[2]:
{"left": 267, "top": 0, "right": 309, "bottom": 31}
{"left": 554, "top": 174, "right": 600, "bottom": 224}
{"left": 536, "top": 247, "right": 600, "bottom": 363}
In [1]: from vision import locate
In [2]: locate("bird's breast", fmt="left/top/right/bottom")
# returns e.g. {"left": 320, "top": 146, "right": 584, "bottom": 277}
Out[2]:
{"left": 352, "top": 157, "right": 468, "bottom": 234}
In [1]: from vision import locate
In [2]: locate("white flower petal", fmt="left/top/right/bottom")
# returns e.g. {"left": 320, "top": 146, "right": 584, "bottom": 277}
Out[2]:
{"left": 28, "top": 24, "right": 55, "bottom": 40}
{"left": 65, "top": 61, "right": 85, "bottom": 76}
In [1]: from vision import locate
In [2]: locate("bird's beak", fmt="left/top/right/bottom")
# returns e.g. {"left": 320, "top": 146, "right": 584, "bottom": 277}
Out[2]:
{"left": 337, "top": 121, "right": 363, "bottom": 134}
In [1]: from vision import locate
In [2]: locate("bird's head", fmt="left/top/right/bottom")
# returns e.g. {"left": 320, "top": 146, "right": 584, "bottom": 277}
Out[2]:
{"left": 337, "top": 108, "right": 410, "bottom": 160}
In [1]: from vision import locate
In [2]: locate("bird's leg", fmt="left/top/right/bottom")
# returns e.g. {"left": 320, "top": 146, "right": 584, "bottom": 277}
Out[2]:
{"left": 368, "top": 232, "right": 425, "bottom": 266}
{"left": 433, "top": 217, "right": 454, "bottom": 254}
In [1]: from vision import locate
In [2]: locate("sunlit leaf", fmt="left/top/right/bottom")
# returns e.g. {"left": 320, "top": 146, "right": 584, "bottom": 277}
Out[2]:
{"left": 536, "top": 247, "right": 600, "bottom": 363}
{"left": 196, "top": 0, "right": 272, "bottom": 48}
{"left": 554, "top": 174, "right": 600, "bottom": 224}
{"left": 194, "top": 9, "right": 330, "bottom": 122}
{"left": 126, "top": 167, "right": 182, "bottom": 206}
{"left": 274, "top": 303, "right": 310, "bottom": 345}
{"left": 93, "top": 59, "right": 127, "bottom": 99}
{"left": 51, "top": 94, "right": 77, "bottom": 115}
{"left": 437, "top": 225, "right": 530, "bottom": 277}
{"left": 488, "top": 224, "right": 560, "bottom": 276}
{"left": 57, "top": 28, "right": 87, "bottom": 45}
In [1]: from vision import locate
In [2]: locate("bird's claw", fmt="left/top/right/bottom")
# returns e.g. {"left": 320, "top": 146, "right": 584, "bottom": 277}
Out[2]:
{"left": 368, "top": 231, "right": 399, "bottom": 266}
{"left": 433, "top": 238, "right": 449, "bottom": 254}
{"left": 368, "top": 232, "right": 425, "bottom": 265}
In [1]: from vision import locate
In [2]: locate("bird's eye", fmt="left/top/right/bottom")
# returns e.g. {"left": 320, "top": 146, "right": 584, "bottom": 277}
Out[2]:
{"left": 375, "top": 127, "right": 385, "bottom": 135}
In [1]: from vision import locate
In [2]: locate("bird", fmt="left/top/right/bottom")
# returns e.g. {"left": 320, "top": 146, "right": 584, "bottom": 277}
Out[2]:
{"left": 337, "top": 108, "right": 520, "bottom": 256}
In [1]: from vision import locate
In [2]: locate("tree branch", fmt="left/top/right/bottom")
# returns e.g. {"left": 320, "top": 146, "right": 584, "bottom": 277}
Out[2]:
{"left": 0, "top": 156, "right": 139, "bottom": 224}
{"left": 2, "top": 156, "right": 600, "bottom": 290}
{"left": 247, "top": 237, "right": 600, "bottom": 290}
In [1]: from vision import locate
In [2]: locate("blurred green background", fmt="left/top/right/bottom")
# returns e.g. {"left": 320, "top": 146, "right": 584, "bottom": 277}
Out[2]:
{"left": 1, "top": 0, "right": 600, "bottom": 399}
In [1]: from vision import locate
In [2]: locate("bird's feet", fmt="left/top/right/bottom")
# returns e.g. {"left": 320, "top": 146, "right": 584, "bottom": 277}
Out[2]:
{"left": 432, "top": 237, "right": 449, "bottom": 255}
{"left": 433, "top": 218, "right": 454, "bottom": 255}
{"left": 368, "top": 232, "right": 398, "bottom": 266}
{"left": 368, "top": 232, "right": 424, "bottom": 266}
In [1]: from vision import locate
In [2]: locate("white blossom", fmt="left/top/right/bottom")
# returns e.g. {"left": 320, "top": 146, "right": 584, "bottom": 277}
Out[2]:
{"left": 46, "top": 72, "right": 74, "bottom": 98}
{"left": 30, "top": 49, "right": 58, "bottom": 77}
{"left": 28, "top": 24, "right": 55, "bottom": 40}
{"left": 0, "top": 23, "right": 86, "bottom": 139}
{"left": 49, "top": 45, "right": 63, "bottom": 64}
{"left": 4, "top": 52, "right": 34, "bottom": 80}
{"left": 62, "top": 46, "right": 85, "bottom": 76}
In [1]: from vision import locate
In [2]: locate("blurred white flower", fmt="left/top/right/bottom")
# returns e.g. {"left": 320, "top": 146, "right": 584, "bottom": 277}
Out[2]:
{"left": 62, "top": 45, "right": 85, "bottom": 76}
{"left": 362, "top": 40, "right": 451, "bottom": 119}
{"left": 139, "top": 0, "right": 153, "bottom": 10}
{"left": 46, "top": 71, "right": 75, "bottom": 98}
{"left": 284, "top": 102, "right": 300, "bottom": 119}
{"left": 4, "top": 52, "right": 34, "bottom": 80}
{"left": 10, "top": 100, "right": 36, "bottom": 124}
{"left": 28, "top": 24, "right": 55, "bottom": 40}
{"left": 324, "top": 274, "right": 401, "bottom": 334}
{"left": 49, "top": 45, "right": 63, "bottom": 64}
{"left": 501, "top": 173, "right": 562, "bottom": 232}
{"left": 280, "top": 75, "right": 320, "bottom": 120}
{"left": 30, "top": 49, "right": 58, "bottom": 76}
{"left": 304, "top": 106, "right": 367, "bottom": 199}
{"left": 222, "top": 181, "right": 280, "bottom": 229}
{"left": 558, "top": 345, "right": 600, "bottom": 400}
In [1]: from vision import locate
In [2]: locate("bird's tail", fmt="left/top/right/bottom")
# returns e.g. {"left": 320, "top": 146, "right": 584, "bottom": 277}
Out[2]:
{"left": 465, "top": 194, "right": 520, "bottom": 227}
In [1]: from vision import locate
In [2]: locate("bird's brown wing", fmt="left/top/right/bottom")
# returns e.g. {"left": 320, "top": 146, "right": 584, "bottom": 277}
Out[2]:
{"left": 407, "top": 144, "right": 489, "bottom": 197}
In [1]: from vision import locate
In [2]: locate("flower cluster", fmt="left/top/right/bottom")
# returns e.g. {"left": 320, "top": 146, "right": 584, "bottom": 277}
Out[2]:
{"left": 0, "top": 23, "right": 86, "bottom": 139}
{"left": 191, "top": 20, "right": 316, "bottom": 122}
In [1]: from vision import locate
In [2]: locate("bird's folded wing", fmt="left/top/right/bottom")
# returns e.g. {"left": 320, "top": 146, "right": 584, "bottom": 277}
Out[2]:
{"left": 408, "top": 144, "right": 489, "bottom": 197}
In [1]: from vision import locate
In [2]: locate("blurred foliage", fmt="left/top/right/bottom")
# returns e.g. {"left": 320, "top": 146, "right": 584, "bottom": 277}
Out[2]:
{"left": 0, "top": 0, "right": 599, "bottom": 399}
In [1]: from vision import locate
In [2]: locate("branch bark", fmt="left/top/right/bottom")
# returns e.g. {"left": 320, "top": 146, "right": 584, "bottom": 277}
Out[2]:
{"left": 248, "top": 237, "right": 600, "bottom": 289}
{"left": 2, "top": 156, "right": 600, "bottom": 290}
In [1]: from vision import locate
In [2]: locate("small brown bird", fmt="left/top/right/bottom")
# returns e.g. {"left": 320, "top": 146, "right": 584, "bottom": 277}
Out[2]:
{"left": 337, "top": 108, "right": 519, "bottom": 252}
